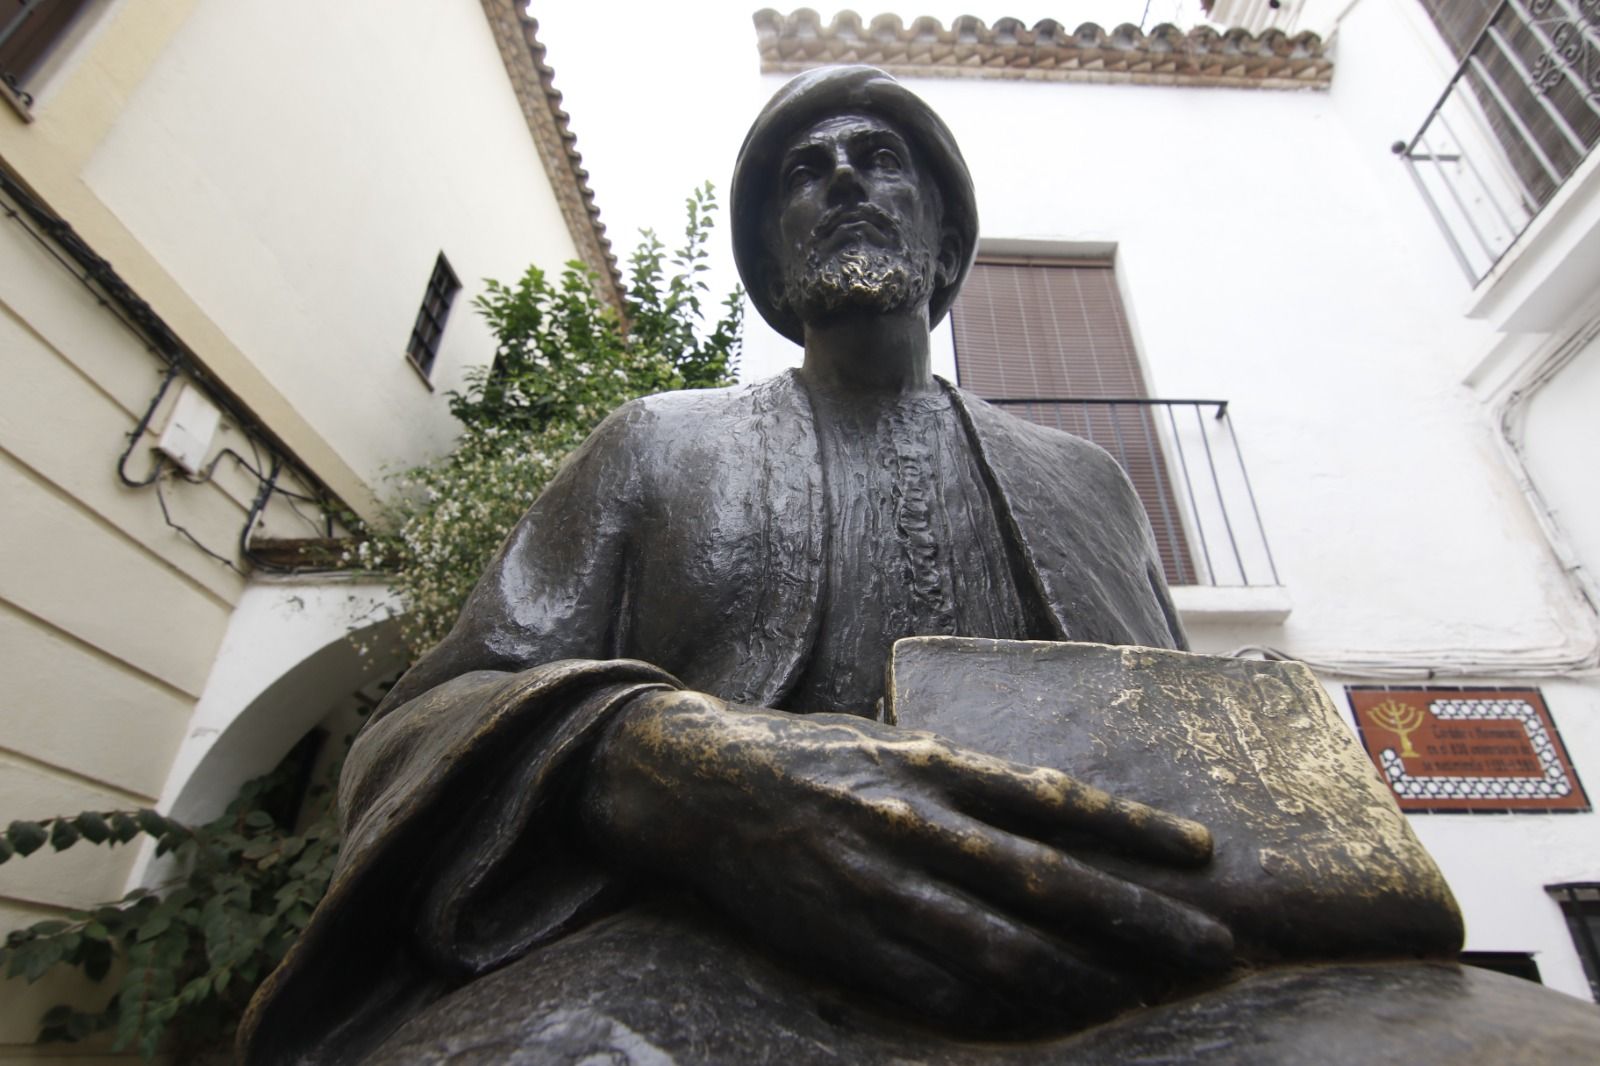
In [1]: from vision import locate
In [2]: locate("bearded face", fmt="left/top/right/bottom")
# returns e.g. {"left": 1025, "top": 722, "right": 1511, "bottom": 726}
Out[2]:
{"left": 778, "top": 206, "right": 940, "bottom": 320}
{"left": 771, "top": 113, "right": 947, "bottom": 326}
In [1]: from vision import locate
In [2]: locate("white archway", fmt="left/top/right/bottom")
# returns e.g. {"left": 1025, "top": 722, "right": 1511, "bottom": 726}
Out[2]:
{"left": 153, "top": 578, "right": 406, "bottom": 830}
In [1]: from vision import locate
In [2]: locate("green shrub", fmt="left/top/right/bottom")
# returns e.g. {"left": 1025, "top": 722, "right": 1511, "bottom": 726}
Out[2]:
{"left": 1, "top": 763, "right": 339, "bottom": 1061}
{"left": 354, "top": 182, "right": 741, "bottom": 658}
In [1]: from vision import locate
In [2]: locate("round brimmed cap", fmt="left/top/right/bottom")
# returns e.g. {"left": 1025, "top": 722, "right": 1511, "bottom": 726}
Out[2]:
{"left": 731, "top": 66, "right": 979, "bottom": 345}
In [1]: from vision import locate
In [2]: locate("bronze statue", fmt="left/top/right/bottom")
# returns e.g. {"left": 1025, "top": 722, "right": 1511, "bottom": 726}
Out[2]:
{"left": 240, "top": 68, "right": 1600, "bottom": 1064}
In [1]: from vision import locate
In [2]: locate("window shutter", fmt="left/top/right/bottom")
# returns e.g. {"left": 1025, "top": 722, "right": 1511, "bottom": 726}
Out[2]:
{"left": 951, "top": 261, "right": 1196, "bottom": 585}
{"left": 0, "top": 0, "right": 91, "bottom": 90}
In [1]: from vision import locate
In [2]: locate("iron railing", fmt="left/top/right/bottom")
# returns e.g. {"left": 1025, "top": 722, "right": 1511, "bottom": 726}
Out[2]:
{"left": 1397, "top": 0, "right": 1600, "bottom": 284}
{"left": 987, "top": 398, "right": 1280, "bottom": 588}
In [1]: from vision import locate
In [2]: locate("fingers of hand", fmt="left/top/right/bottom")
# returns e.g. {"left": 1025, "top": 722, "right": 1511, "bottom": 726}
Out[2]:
{"left": 915, "top": 811, "right": 1234, "bottom": 975}
{"left": 924, "top": 745, "right": 1213, "bottom": 867}
{"left": 778, "top": 847, "right": 1137, "bottom": 1031}
{"left": 869, "top": 871, "right": 1141, "bottom": 1027}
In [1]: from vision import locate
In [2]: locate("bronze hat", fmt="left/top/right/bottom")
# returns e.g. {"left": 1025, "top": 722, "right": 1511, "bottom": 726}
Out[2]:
{"left": 731, "top": 66, "right": 979, "bottom": 345}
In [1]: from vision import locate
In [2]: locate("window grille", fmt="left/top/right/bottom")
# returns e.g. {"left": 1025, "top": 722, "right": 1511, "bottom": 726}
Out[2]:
{"left": 1548, "top": 883, "right": 1600, "bottom": 1002}
{"left": 406, "top": 253, "right": 460, "bottom": 381}
{"left": 1398, "top": 0, "right": 1600, "bottom": 282}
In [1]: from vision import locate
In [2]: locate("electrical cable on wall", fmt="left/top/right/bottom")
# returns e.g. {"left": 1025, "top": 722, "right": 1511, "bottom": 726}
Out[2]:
{"left": 1230, "top": 310, "right": 1600, "bottom": 683}
{"left": 0, "top": 164, "right": 347, "bottom": 575}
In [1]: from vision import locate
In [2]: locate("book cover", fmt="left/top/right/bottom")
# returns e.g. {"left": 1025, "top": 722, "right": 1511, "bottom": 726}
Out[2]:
{"left": 886, "top": 637, "right": 1462, "bottom": 963}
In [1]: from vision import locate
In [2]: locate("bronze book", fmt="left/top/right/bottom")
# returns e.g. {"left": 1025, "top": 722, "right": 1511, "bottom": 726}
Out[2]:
{"left": 885, "top": 637, "right": 1463, "bottom": 963}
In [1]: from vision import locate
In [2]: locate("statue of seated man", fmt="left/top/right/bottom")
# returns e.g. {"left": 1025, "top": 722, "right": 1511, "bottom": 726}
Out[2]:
{"left": 241, "top": 67, "right": 1600, "bottom": 1065}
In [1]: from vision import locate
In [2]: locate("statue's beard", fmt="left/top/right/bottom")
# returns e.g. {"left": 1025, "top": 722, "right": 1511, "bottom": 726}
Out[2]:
{"left": 780, "top": 243, "right": 936, "bottom": 321}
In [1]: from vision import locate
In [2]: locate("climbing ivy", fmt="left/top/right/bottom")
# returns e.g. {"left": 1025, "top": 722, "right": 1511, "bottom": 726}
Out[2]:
{"left": 0, "top": 764, "right": 339, "bottom": 1061}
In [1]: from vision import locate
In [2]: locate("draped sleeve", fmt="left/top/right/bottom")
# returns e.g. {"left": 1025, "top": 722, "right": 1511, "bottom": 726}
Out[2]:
{"left": 241, "top": 402, "right": 684, "bottom": 1065}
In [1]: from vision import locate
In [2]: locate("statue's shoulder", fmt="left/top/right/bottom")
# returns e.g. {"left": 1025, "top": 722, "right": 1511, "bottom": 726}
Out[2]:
{"left": 949, "top": 384, "right": 1125, "bottom": 470}
{"left": 947, "top": 382, "right": 1149, "bottom": 530}
{"left": 620, "top": 373, "right": 792, "bottom": 417}
{"left": 600, "top": 372, "right": 804, "bottom": 439}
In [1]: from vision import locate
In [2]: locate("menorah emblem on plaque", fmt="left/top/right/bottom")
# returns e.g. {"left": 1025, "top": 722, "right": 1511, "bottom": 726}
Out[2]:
{"left": 1370, "top": 699, "right": 1425, "bottom": 758}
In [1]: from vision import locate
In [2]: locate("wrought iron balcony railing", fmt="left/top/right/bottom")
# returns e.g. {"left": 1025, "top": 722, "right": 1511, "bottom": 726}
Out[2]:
{"left": 987, "top": 398, "right": 1280, "bottom": 589}
{"left": 1397, "top": 0, "right": 1600, "bottom": 284}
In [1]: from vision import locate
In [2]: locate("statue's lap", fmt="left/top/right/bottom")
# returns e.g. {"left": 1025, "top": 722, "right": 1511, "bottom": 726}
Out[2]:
{"left": 369, "top": 898, "right": 1600, "bottom": 1065}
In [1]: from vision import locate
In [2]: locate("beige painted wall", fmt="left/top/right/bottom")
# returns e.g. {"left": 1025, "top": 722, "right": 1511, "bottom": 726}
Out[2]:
{"left": 79, "top": 0, "right": 584, "bottom": 486}
{"left": 0, "top": 201, "right": 341, "bottom": 1053}
{"left": 0, "top": 212, "right": 234, "bottom": 1052}
{"left": 0, "top": 1, "right": 590, "bottom": 1055}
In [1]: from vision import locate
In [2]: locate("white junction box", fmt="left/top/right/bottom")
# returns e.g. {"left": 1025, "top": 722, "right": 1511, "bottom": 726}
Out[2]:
{"left": 157, "top": 382, "right": 223, "bottom": 475}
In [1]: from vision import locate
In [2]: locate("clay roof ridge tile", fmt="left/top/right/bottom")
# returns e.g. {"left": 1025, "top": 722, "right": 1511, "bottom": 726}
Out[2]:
{"left": 1107, "top": 22, "right": 1145, "bottom": 50}
{"left": 752, "top": 11, "right": 1329, "bottom": 87}
{"left": 507, "top": 10, "right": 619, "bottom": 301}
{"left": 829, "top": 10, "right": 866, "bottom": 39}
{"left": 1072, "top": 22, "right": 1106, "bottom": 48}
{"left": 1031, "top": 18, "right": 1064, "bottom": 44}
{"left": 1289, "top": 30, "right": 1325, "bottom": 57}
{"left": 951, "top": 14, "right": 987, "bottom": 44}
{"left": 753, "top": 8, "right": 783, "bottom": 42}
{"left": 907, "top": 14, "right": 945, "bottom": 43}
{"left": 867, "top": 13, "right": 904, "bottom": 43}
{"left": 991, "top": 16, "right": 1026, "bottom": 45}
{"left": 1147, "top": 23, "right": 1184, "bottom": 53}
{"left": 791, "top": 7, "right": 824, "bottom": 39}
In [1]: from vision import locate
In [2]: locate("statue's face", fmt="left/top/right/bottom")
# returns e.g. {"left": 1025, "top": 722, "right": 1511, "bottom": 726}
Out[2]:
{"left": 770, "top": 112, "right": 945, "bottom": 325}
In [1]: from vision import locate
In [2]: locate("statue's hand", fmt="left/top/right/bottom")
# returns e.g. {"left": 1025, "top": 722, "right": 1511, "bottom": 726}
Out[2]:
{"left": 579, "top": 690, "right": 1233, "bottom": 1032}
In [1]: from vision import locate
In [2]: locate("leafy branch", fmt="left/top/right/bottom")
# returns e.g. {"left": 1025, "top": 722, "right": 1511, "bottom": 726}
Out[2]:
{"left": 1, "top": 766, "right": 340, "bottom": 1060}
{"left": 352, "top": 182, "right": 742, "bottom": 658}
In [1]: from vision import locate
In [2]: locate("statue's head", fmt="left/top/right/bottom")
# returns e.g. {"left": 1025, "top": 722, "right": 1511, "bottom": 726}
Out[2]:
{"left": 732, "top": 66, "right": 978, "bottom": 345}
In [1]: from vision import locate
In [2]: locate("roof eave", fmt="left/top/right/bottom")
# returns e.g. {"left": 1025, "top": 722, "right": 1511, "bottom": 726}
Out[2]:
{"left": 752, "top": 9, "right": 1334, "bottom": 91}
{"left": 481, "top": 0, "right": 625, "bottom": 312}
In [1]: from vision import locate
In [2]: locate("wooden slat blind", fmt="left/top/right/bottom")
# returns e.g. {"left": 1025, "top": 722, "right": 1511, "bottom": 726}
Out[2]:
{"left": 0, "top": 0, "right": 90, "bottom": 88}
{"left": 1415, "top": 0, "right": 1498, "bottom": 61}
{"left": 951, "top": 261, "right": 1196, "bottom": 585}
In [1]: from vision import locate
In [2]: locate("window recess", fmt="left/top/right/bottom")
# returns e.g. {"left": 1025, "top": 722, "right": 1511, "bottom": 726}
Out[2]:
{"left": 950, "top": 259, "right": 1279, "bottom": 589}
{"left": 1548, "top": 883, "right": 1600, "bottom": 1002}
{"left": 405, "top": 252, "right": 460, "bottom": 383}
{"left": 0, "top": 0, "right": 93, "bottom": 117}
{"left": 1460, "top": 950, "right": 1544, "bottom": 984}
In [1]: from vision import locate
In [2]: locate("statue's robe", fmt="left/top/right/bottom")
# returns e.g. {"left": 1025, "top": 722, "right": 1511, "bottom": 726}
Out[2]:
{"left": 239, "top": 371, "right": 1183, "bottom": 1064}
{"left": 241, "top": 371, "right": 1600, "bottom": 1064}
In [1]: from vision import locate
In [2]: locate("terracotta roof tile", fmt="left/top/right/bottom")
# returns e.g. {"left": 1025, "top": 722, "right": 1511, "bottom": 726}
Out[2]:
{"left": 753, "top": 9, "right": 1333, "bottom": 90}
{"left": 480, "top": 0, "right": 623, "bottom": 311}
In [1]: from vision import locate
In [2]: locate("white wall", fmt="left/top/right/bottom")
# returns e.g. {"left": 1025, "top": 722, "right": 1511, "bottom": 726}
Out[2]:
{"left": 155, "top": 579, "right": 404, "bottom": 828}
{"left": 734, "top": 4, "right": 1577, "bottom": 664}
{"left": 1521, "top": 327, "right": 1600, "bottom": 607}
{"left": 539, "top": 0, "right": 1600, "bottom": 1000}
{"left": 0, "top": 3, "right": 594, "bottom": 1050}
{"left": 79, "top": 0, "right": 583, "bottom": 491}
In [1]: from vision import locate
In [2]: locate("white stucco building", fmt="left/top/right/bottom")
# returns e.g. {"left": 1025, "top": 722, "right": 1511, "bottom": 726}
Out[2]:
{"left": 0, "top": 1, "right": 618, "bottom": 1057}
{"left": 707, "top": 0, "right": 1600, "bottom": 1002}
{"left": 2, "top": 0, "right": 1597, "bottom": 1058}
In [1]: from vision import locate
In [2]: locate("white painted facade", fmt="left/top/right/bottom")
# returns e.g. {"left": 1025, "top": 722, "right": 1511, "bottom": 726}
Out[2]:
{"left": 0, "top": 1, "right": 609, "bottom": 1056}
{"left": 542, "top": 0, "right": 1600, "bottom": 1003}
{"left": 1, "top": 0, "right": 1594, "bottom": 1056}
{"left": 78, "top": 1, "right": 586, "bottom": 486}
